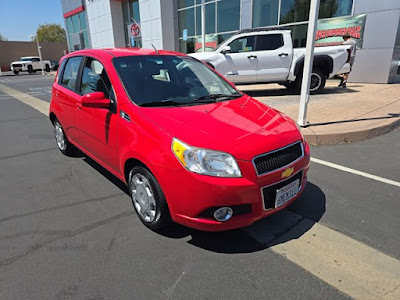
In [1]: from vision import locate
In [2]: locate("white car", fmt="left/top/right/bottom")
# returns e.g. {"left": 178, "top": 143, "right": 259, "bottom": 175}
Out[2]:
{"left": 190, "top": 29, "right": 351, "bottom": 94}
{"left": 10, "top": 56, "right": 51, "bottom": 75}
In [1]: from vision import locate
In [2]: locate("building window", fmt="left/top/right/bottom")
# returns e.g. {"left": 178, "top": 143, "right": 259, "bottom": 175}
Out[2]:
{"left": 122, "top": 0, "right": 142, "bottom": 48}
{"left": 252, "top": 0, "right": 353, "bottom": 48}
{"left": 253, "top": 0, "right": 279, "bottom": 28}
{"left": 178, "top": 0, "right": 241, "bottom": 54}
{"left": 66, "top": 11, "right": 89, "bottom": 51}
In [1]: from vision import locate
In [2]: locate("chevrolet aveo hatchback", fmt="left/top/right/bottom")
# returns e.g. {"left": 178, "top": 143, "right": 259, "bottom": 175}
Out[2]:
{"left": 49, "top": 48, "right": 310, "bottom": 231}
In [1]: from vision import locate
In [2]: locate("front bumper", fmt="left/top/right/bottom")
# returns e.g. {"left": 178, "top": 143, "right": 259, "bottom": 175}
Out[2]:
{"left": 163, "top": 141, "right": 311, "bottom": 231}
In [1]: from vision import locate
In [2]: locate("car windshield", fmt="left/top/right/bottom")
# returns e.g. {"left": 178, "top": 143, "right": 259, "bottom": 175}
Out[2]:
{"left": 113, "top": 55, "right": 241, "bottom": 107}
{"left": 20, "top": 58, "right": 33, "bottom": 61}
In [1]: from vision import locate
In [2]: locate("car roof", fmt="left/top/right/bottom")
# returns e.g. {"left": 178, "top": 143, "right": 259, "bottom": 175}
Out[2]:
{"left": 66, "top": 48, "right": 186, "bottom": 59}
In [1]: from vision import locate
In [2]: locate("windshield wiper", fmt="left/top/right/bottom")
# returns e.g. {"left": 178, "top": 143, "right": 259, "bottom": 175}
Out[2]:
{"left": 140, "top": 99, "right": 188, "bottom": 107}
{"left": 193, "top": 93, "right": 242, "bottom": 103}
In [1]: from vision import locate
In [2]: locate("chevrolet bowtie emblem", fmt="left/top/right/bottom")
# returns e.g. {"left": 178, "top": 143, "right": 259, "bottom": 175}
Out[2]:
{"left": 281, "top": 167, "right": 294, "bottom": 179}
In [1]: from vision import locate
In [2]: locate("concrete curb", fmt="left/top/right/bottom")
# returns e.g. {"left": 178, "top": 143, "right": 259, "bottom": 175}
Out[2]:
{"left": 303, "top": 118, "right": 400, "bottom": 145}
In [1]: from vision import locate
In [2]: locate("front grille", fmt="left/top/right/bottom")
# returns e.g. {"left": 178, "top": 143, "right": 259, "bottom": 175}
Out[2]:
{"left": 262, "top": 171, "right": 303, "bottom": 210}
{"left": 12, "top": 64, "right": 22, "bottom": 67}
{"left": 253, "top": 142, "right": 303, "bottom": 176}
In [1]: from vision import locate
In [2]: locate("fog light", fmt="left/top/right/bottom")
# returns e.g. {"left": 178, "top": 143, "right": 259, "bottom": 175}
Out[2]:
{"left": 213, "top": 207, "right": 233, "bottom": 222}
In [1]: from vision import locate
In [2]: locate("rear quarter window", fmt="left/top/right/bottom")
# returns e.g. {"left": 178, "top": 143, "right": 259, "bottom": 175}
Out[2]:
{"left": 59, "top": 56, "right": 83, "bottom": 92}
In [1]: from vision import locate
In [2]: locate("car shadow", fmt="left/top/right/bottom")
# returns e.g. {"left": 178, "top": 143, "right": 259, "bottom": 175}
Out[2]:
{"left": 157, "top": 182, "right": 326, "bottom": 254}
{"left": 77, "top": 154, "right": 325, "bottom": 254}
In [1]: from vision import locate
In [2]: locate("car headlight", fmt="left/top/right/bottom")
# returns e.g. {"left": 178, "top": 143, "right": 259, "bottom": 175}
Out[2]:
{"left": 172, "top": 138, "right": 241, "bottom": 177}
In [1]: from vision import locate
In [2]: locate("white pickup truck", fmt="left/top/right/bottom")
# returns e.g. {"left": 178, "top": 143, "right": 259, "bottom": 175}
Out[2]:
{"left": 190, "top": 29, "right": 351, "bottom": 94}
{"left": 10, "top": 56, "right": 51, "bottom": 75}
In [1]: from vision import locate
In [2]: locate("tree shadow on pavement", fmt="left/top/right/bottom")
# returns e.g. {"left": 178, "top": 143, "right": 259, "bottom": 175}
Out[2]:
{"left": 157, "top": 182, "right": 326, "bottom": 254}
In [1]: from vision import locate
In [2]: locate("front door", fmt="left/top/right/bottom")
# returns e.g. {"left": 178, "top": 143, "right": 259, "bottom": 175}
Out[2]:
{"left": 75, "top": 57, "right": 119, "bottom": 172}
{"left": 217, "top": 35, "right": 258, "bottom": 84}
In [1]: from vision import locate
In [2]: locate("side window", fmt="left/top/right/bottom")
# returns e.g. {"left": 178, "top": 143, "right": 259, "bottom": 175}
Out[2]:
{"left": 80, "top": 58, "right": 112, "bottom": 99}
{"left": 60, "top": 56, "right": 83, "bottom": 91}
{"left": 227, "top": 36, "right": 255, "bottom": 53}
{"left": 32, "top": 58, "right": 40, "bottom": 62}
{"left": 256, "top": 34, "right": 284, "bottom": 51}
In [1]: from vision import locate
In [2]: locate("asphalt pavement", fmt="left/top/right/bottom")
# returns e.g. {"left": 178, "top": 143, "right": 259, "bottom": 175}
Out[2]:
{"left": 0, "top": 73, "right": 399, "bottom": 299}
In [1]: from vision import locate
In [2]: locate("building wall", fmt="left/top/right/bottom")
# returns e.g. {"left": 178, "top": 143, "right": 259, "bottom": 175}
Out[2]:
{"left": 0, "top": 41, "right": 68, "bottom": 71}
{"left": 350, "top": 0, "right": 400, "bottom": 83}
{"left": 85, "top": 0, "right": 116, "bottom": 48}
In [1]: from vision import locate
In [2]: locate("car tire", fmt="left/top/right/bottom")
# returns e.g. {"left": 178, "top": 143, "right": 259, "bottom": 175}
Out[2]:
{"left": 53, "top": 118, "right": 76, "bottom": 156}
{"left": 13, "top": 71, "right": 19, "bottom": 75}
{"left": 28, "top": 65, "right": 34, "bottom": 74}
{"left": 45, "top": 64, "right": 50, "bottom": 72}
{"left": 129, "top": 166, "right": 171, "bottom": 231}
{"left": 295, "top": 68, "right": 326, "bottom": 94}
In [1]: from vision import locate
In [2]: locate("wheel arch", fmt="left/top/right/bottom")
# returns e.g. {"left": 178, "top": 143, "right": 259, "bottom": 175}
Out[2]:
{"left": 294, "top": 55, "right": 333, "bottom": 78}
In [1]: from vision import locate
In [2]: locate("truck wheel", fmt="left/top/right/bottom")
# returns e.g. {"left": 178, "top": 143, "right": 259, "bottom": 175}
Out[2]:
{"left": 309, "top": 69, "right": 326, "bottom": 94}
{"left": 45, "top": 64, "right": 50, "bottom": 72}
{"left": 296, "top": 68, "right": 326, "bottom": 94}
{"left": 28, "top": 65, "right": 34, "bottom": 74}
{"left": 13, "top": 71, "right": 19, "bottom": 75}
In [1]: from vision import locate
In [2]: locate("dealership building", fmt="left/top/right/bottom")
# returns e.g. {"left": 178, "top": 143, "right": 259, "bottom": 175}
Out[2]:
{"left": 61, "top": 0, "right": 400, "bottom": 83}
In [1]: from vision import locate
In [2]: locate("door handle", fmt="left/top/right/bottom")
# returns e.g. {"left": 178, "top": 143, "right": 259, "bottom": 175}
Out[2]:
{"left": 279, "top": 53, "right": 289, "bottom": 57}
{"left": 247, "top": 55, "right": 257, "bottom": 59}
{"left": 76, "top": 102, "right": 82, "bottom": 110}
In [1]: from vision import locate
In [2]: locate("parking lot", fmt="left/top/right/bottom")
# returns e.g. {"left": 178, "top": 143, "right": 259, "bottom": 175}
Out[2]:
{"left": 0, "top": 73, "right": 399, "bottom": 299}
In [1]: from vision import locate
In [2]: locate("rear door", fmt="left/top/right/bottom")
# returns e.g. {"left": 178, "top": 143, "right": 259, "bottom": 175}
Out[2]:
{"left": 74, "top": 56, "right": 119, "bottom": 172}
{"left": 216, "top": 35, "right": 257, "bottom": 83}
{"left": 255, "top": 33, "right": 293, "bottom": 81}
{"left": 54, "top": 56, "right": 84, "bottom": 141}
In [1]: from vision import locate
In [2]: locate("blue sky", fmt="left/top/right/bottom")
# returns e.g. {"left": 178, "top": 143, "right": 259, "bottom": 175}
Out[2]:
{"left": 0, "top": 0, "right": 64, "bottom": 41}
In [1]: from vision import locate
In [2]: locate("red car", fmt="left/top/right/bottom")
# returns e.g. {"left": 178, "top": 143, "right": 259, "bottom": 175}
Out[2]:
{"left": 49, "top": 48, "right": 310, "bottom": 231}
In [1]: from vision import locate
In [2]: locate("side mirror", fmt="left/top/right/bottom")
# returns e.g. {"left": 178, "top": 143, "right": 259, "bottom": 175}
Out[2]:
{"left": 81, "top": 92, "right": 110, "bottom": 109}
{"left": 220, "top": 46, "right": 231, "bottom": 54}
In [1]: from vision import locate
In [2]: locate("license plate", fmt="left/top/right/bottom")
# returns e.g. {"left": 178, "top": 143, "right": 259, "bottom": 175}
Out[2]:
{"left": 275, "top": 179, "right": 300, "bottom": 208}
{"left": 14, "top": 67, "right": 21, "bottom": 71}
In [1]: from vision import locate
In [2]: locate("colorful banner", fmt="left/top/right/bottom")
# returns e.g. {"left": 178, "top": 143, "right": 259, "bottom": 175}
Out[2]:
{"left": 315, "top": 14, "right": 367, "bottom": 49}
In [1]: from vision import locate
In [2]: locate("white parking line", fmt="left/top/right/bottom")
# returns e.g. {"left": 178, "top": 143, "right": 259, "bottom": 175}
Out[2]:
{"left": 0, "top": 83, "right": 49, "bottom": 115}
{"left": 311, "top": 157, "right": 400, "bottom": 188}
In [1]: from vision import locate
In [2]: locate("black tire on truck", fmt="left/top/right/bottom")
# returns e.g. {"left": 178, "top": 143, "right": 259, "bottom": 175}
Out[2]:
{"left": 28, "top": 65, "right": 34, "bottom": 74}
{"left": 296, "top": 68, "right": 326, "bottom": 95}
{"left": 45, "top": 64, "right": 50, "bottom": 72}
{"left": 13, "top": 71, "right": 19, "bottom": 75}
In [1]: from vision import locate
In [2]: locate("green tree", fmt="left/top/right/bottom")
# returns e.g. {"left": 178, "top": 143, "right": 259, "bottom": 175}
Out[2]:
{"left": 32, "top": 24, "right": 66, "bottom": 43}
{"left": 0, "top": 33, "right": 7, "bottom": 41}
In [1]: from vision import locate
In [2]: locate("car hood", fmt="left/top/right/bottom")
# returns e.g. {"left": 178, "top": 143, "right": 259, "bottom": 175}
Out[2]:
{"left": 139, "top": 95, "right": 302, "bottom": 161}
{"left": 189, "top": 51, "right": 218, "bottom": 62}
{"left": 11, "top": 61, "right": 28, "bottom": 64}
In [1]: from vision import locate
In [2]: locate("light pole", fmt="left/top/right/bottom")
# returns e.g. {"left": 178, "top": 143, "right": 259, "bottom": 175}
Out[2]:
{"left": 30, "top": 35, "right": 45, "bottom": 75}
{"left": 297, "top": 0, "right": 321, "bottom": 127}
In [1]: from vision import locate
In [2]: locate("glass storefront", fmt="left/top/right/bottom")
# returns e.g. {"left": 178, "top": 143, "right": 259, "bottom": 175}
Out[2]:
{"left": 253, "top": 0, "right": 353, "bottom": 48}
{"left": 66, "top": 11, "right": 89, "bottom": 51}
{"left": 178, "top": 0, "right": 240, "bottom": 53}
{"left": 122, "top": 0, "right": 142, "bottom": 47}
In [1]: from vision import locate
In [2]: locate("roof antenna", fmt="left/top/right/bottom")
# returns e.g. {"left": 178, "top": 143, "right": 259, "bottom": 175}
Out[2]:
{"left": 151, "top": 43, "right": 159, "bottom": 55}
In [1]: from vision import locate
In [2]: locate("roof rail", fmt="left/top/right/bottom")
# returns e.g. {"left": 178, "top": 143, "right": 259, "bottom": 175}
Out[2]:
{"left": 237, "top": 27, "right": 291, "bottom": 34}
